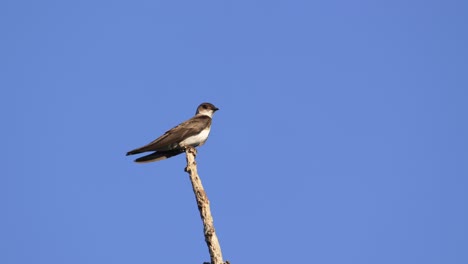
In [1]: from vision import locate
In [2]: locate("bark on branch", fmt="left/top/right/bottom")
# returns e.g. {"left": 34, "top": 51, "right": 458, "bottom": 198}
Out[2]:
{"left": 184, "top": 147, "right": 228, "bottom": 264}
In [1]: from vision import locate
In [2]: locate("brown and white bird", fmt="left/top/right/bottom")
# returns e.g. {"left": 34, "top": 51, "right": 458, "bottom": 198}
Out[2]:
{"left": 126, "top": 102, "right": 219, "bottom": 163}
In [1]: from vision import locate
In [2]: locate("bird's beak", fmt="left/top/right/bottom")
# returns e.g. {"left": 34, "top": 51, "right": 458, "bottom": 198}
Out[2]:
{"left": 214, "top": 107, "right": 219, "bottom": 112}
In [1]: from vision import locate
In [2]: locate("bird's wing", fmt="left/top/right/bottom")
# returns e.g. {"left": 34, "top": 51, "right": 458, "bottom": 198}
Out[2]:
{"left": 126, "top": 115, "right": 211, "bottom": 155}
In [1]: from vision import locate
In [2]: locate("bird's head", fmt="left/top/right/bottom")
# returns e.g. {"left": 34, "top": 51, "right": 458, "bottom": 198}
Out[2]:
{"left": 196, "top": 102, "right": 219, "bottom": 117}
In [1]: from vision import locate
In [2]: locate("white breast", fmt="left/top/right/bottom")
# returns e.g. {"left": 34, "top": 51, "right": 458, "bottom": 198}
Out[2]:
{"left": 180, "top": 128, "right": 211, "bottom": 147}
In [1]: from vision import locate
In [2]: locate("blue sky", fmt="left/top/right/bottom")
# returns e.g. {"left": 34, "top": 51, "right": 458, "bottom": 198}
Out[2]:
{"left": 2, "top": 0, "right": 467, "bottom": 263}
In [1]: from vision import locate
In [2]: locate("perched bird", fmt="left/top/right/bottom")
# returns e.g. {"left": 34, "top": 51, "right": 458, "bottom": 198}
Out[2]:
{"left": 126, "top": 102, "right": 219, "bottom": 163}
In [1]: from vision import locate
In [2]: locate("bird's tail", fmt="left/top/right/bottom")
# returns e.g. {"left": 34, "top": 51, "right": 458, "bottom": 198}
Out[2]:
{"left": 133, "top": 150, "right": 184, "bottom": 163}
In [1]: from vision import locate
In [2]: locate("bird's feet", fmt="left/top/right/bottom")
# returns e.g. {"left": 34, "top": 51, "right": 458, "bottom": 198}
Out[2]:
{"left": 184, "top": 146, "right": 197, "bottom": 156}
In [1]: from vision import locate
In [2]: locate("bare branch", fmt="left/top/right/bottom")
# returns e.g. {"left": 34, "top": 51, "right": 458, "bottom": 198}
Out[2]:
{"left": 185, "top": 147, "right": 228, "bottom": 264}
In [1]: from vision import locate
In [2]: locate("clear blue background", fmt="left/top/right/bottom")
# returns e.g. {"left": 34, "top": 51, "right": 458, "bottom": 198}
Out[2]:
{"left": 2, "top": 1, "right": 467, "bottom": 263}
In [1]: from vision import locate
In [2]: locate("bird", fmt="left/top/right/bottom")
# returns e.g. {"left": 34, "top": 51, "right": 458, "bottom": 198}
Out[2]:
{"left": 126, "top": 102, "right": 219, "bottom": 163}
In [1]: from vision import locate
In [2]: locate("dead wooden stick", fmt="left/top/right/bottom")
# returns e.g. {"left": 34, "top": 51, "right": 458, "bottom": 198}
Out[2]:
{"left": 184, "top": 147, "right": 227, "bottom": 264}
